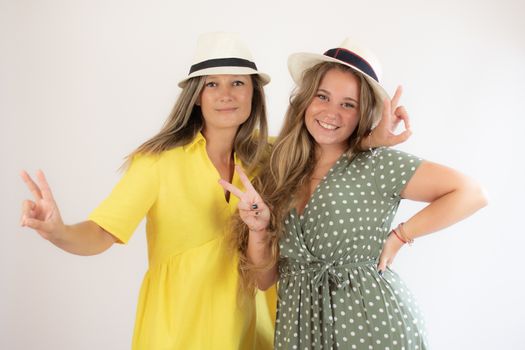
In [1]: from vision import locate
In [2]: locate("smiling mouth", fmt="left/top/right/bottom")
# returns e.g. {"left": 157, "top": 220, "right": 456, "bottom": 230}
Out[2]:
{"left": 317, "top": 120, "right": 339, "bottom": 130}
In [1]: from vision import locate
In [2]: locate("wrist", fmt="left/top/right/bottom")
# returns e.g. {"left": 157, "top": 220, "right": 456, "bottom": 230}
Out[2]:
{"left": 362, "top": 130, "right": 378, "bottom": 152}
{"left": 390, "top": 228, "right": 406, "bottom": 245}
{"left": 52, "top": 223, "right": 70, "bottom": 243}
{"left": 390, "top": 223, "right": 414, "bottom": 245}
{"left": 388, "top": 231, "right": 406, "bottom": 249}
{"left": 359, "top": 131, "right": 372, "bottom": 151}
{"left": 248, "top": 226, "right": 270, "bottom": 242}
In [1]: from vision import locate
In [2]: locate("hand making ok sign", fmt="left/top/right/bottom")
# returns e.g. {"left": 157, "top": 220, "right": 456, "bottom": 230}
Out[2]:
{"left": 362, "top": 85, "right": 413, "bottom": 149}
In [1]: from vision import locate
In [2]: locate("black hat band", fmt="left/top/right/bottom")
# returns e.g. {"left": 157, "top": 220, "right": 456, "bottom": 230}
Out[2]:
{"left": 189, "top": 57, "right": 257, "bottom": 74}
{"left": 323, "top": 48, "right": 378, "bottom": 82}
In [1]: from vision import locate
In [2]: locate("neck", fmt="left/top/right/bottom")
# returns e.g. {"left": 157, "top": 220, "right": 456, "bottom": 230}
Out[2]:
{"left": 202, "top": 126, "right": 237, "bottom": 164}
{"left": 315, "top": 144, "right": 347, "bottom": 168}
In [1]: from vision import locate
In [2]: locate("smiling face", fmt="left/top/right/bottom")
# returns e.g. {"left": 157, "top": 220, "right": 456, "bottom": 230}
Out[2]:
{"left": 304, "top": 68, "right": 361, "bottom": 155}
{"left": 198, "top": 74, "right": 254, "bottom": 132}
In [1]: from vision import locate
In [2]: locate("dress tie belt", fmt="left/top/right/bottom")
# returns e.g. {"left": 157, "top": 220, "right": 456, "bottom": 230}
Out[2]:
{"left": 280, "top": 259, "right": 377, "bottom": 325}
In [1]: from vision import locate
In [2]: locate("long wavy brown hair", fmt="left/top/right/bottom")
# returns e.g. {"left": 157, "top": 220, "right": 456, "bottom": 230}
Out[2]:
{"left": 232, "top": 62, "right": 381, "bottom": 291}
{"left": 124, "top": 74, "right": 269, "bottom": 175}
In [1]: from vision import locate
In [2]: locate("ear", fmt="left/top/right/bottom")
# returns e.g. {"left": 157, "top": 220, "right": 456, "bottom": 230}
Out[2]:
{"left": 195, "top": 97, "right": 201, "bottom": 106}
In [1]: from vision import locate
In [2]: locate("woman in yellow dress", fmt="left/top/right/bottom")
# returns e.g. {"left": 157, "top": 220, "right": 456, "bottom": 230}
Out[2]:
{"left": 19, "top": 32, "right": 276, "bottom": 350}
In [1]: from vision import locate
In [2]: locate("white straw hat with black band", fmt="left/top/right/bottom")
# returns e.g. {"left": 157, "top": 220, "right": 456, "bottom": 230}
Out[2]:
{"left": 288, "top": 37, "right": 389, "bottom": 112}
{"left": 178, "top": 32, "right": 271, "bottom": 88}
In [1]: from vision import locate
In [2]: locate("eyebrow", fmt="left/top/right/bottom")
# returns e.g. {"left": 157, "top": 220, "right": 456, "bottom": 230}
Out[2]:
{"left": 318, "top": 88, "right": 359, "bottom": 103}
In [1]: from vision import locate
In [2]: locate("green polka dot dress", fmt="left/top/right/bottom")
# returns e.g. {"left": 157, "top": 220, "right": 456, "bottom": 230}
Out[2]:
{"left": 275, "top": 148, "right": 429, "bottom": 350}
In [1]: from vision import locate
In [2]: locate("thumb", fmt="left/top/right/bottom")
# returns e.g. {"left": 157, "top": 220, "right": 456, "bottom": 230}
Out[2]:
{"left": 24, "top": 217, "right": 53, "bottom": 239}
{"left": 389, "top": 129, "right": 412, "bottom": 146}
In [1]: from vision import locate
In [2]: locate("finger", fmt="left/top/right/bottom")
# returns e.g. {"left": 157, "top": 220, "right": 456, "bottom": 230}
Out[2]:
{"left": 36, "top": 170, "right": 56, "bottom": 202}
{"left": 394, "top": 106, "right": 411, "bottom": 130}
{"left": 382, "top": 97, "right": 392, "bottom": 119}
{"left": 235, "top": 165, "right": 257, "bottom": 193}
{"left": 238, "top": 202, "right": 257, "bottom": 211}
{"left": 20, "top": 200, "right": 36, "bottom": 225}
{"left": 238, "top": 201, "right": 268, "bottom": 213}
{"left": 218, "top": 179, "right": 245, "bottom": 199}
{"left": 377, "top": 256, "right": 388, "bottom": 273}
{"left": 24, "top": 217, "right": 52, "bottom": 234}
{"left": 20, "top": 170, "right": 43, "bottom": 200}
{"left": 388, "top": 130, "right": 412, "bottom": 146}
{"left": 390, "top": 85, "right": 403, "bottom": 111}
{"left": 21, "top": 199, "right": 36, "bottom": 213}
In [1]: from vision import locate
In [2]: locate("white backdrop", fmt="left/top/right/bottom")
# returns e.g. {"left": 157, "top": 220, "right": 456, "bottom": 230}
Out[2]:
{"left": 1, "top": 0, "right": 524, "bottom": 349}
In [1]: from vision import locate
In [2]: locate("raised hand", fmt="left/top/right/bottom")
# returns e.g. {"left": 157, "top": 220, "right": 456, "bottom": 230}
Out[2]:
{"left": 218, "top": 165, "right": 270, "bottom": 233}
{"left": 20, "top": 170, "right": 66, "bottom": 241}
{"left": 362, "top": 85, "right": 412, "bottom": 149}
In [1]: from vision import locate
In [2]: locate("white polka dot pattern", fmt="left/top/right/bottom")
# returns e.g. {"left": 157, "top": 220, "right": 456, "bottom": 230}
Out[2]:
{"left": 275, "top": 148, "right": 428, "bottom": 350}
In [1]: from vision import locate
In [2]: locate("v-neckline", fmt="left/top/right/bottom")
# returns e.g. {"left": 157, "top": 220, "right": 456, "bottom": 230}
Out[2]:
{"left": 199, "top": 138, "right": 240, "bottom": 207}
{"left": 295, "top": 152, "right": 348, "bottom": 219}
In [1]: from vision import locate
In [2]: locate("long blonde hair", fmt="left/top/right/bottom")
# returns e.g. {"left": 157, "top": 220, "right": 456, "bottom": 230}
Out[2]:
{"left": 232, "top": 62, "right": 380, "bottom": 291}
{"left": 125, "top": 74, "right": 269, "bottom": 174}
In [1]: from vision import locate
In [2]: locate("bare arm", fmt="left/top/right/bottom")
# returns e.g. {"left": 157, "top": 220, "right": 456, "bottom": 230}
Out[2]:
{"left": 246, "top": 229, "right": 279, "bottom": 290}
{"left": 377, "top": 161, "right": 488, "bottom": 271}
{"left": 400, "top": 161, "right": 488, "bottom": 238}
{"left": 47, "top": 220, "right": 116, "bottom": 256}
{"left": 219, "top": 165, "right": 278, "bottom": 290}
{"left": 20, "top": 170, "right": 117, "bottom": 256}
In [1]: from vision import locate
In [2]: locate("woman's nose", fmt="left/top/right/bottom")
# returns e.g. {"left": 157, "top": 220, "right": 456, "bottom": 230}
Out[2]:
{"left": 218, "top": 85, "right": 233, "bottom": 102}
{"left": 323, "top": 103, "right": 340, "bottom": 120}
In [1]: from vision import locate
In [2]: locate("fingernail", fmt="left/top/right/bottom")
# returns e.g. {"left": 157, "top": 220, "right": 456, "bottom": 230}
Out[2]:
{"left": 377, "top": 269, "right": 383, "bottom": 276}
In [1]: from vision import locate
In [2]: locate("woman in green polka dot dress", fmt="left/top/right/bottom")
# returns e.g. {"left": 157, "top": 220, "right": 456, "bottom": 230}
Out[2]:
{"left": 221, "top": 37, "right": 488, "bottom": 349}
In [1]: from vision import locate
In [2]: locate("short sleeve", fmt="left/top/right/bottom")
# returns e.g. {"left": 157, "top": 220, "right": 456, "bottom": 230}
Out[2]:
{"left": 372, "top": 147, "right": 423, "bottom": 200}
{"left": 88, "top": 154, "right": 160, "bottom": 244}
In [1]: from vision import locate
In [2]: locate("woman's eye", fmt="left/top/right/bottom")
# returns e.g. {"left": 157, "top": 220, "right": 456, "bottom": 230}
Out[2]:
{"left": 317, "top": 94, "right": 327, "bottom": 101}
{"left": 343, "top": 102, "right": 356, "bottom": 109}
{"left": 205, "top": 82, "right": 217, "bottom": 87}
{"left": 232, "top": 80, "right": 245, "bottom": 86}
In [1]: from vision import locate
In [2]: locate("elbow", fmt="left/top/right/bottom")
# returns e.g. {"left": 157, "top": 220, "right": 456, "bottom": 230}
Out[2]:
{"left": 464, "top": 181, "right": 489, "bottom": 211}
{"left": 478, "top": 186, "right": 489, "bottom": 209}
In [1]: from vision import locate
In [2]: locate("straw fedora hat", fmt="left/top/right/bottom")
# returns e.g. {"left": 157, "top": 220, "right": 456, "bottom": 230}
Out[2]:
{"left": 178, "top": 32, "right": 271, "bottom": 88}
{"left": 288, "top": 37, "right": 389, "bottom": 111}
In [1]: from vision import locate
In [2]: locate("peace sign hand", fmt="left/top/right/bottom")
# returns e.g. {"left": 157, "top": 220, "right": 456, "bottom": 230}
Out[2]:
{"left": 363, "top": 86, "right": 412, "bottom": 149}
{"left": 219, "top": 165, "right": 270, "bottom": 233}
{"left": 20, "top": 170, "right": 66, "bottom": 241}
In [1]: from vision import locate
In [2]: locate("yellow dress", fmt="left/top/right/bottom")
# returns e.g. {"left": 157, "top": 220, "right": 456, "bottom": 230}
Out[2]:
{"left": 89, "top": 132, "right": 276, "bottom": 349}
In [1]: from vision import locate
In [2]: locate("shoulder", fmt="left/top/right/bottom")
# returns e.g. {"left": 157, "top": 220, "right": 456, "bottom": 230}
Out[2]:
{"left": 357, "top": 147, "right": 422, "bottom": 164}
{"left": 129, "top": 146, "right": 186, "bottom": 171}
{"left": 350, "top": 148, "right": 423, "bottom": 177}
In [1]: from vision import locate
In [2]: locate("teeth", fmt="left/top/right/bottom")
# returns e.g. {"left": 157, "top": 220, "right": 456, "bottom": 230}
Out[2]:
{"left": 318, "top": 120, "right": 337, "bottom": 130}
